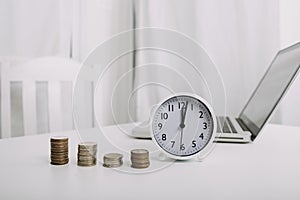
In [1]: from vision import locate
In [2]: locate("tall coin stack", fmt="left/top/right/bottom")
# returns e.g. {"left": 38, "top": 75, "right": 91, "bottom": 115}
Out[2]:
{"left": 130, "top": 149, "right": 150, "bottom": 169}
{"left": 103, "top": 153, "right": 123, "bottom": 168}
{"left": 77, "top": 142, "right": 97, "bottom": 167}
{"left": 50, "top": 136, "right": 69, "bottom": 165}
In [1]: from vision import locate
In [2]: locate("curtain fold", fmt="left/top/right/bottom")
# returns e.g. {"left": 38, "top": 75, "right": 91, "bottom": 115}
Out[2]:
{"left": 2, "top": 0, "right": 300, "bottom": 127}
{"left": 0, "top": 0, "right": 72, "bottom": 57}
{"left": 134, "top": 0, "right": 280, "bottom": 122}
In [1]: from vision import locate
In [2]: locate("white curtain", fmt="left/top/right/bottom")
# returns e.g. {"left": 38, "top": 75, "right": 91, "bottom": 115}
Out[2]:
{"left": 0, "top": 0, "right": 72, "bottom": 57}
{"left": 72, "top": 0, "right": 135, "bottom": 126}
{"left": 1, "top": 0, "right": 299, "bottom": 127}
{"left": 134, "top": 0, "right": 281, "bottom": 122}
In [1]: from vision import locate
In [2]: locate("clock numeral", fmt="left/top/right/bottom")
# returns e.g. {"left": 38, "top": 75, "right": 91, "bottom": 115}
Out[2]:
{"left": 191, "top": 104, "right": 193, "bottom": 111}
{"left": 178, "top": 102, "right": 186, "bottom": 109}
{"left": 161, "top": 113, "right": 168, "bottom": 120}
{"left": 158, "top": 123, "right": 163, "bottom": 130}
{"left": 180, "top": 144, "right": 185, "bottom": 150}
{"left": 168, "top": 104, "right": 174, "bottom": 112}
{"left": 203, "top": 122, "right": 207, "bottom": 130}
{"left": 199, "top": 133, "right": 204, "bottom": 140}
{"left": 192, "top": 140, "right": 196, "bottom": 148}
{"left": 199, "top": 111, "right": 203, "bottom": 118}
{"left": 162, "top": 134, "right": 167, "bottom": 141}
{"left": 171, "top": 141, "right": 175, "bottom": 148}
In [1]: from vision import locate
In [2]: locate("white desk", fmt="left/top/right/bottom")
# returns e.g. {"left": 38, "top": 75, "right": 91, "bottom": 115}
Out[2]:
{"left": 0, "top": 124, "right": 299, "bottom": 200}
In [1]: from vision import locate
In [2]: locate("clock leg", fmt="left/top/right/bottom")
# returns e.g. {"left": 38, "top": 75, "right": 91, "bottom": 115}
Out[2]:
{"left": 157, "top": 152, "right": 168, "bottom": 161}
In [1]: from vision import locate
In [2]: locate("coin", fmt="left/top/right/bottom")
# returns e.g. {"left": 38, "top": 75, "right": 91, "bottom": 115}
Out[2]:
{"left": 130, "top": 159, "right": 149, "bottom": 164}
{"left": 131, "top": 149, "right": 149, "bottom": 154}
{"left": 51, "top": 159, "right": 69, "bottom": 165}
{"left": 131, "top": 163, "right": 150, "bottom": 169}
{"left": 103, "top": 153, "right": 123, "bottom": 168}
{"left": 130, "top": 149, "right": 150, "bottom": 169}
{"left": 78, "top": 156, "right": 95, "bottom": 161}
{"left": 77, "top": 142, "right": 97, "bottom": 167}
{"left": 78, "top": 142, "right": 97, "bottom": 148}
{"left": 78, "top": 152, "right": 96, "bottom": 157}
{"left": 77, "top": 158, "right": 96, "bottom": 167}
{"left": 50, "top": 136, "right": 68, "bottom": 141}
{"left": 104, "top": 153, "right": 123, "bottom": 160}
{"left": 50, "top": 136, "right": 69, "bottom": 165}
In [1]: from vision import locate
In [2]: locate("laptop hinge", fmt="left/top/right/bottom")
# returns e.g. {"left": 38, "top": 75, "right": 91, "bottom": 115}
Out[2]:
{"left": 236, "top": 118, "right": 250, "bottom": 132}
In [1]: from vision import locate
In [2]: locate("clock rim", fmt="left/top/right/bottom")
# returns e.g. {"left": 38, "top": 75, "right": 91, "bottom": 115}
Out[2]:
{"left": 150, "top": 92, "right": 217, "bottom": 160}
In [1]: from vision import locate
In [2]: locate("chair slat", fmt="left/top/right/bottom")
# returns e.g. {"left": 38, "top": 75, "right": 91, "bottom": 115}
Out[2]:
{"left": 10, "top": 82, "right": 24, "bottom": 137}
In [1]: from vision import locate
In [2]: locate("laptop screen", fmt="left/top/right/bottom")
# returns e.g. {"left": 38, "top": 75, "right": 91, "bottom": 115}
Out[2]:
{"left": 239, "top": 42, "right": 300, "bottom": 140}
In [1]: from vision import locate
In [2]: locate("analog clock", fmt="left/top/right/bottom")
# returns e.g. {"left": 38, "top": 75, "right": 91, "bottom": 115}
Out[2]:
{"left": 151, "top": 94, "right": 216, "bottom": 160}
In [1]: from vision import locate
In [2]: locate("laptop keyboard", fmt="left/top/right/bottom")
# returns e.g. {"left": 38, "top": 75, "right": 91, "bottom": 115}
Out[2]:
{"left": 216, "top": 116, "right": 238, "bottom": 133}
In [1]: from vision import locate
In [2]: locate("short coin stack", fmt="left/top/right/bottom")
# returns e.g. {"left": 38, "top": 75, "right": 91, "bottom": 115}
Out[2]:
{"left": 50, "top": 136, "right": 69, "bottom": 165}
{"left": 130, "top": 149, "right": 150, "bottom": 169}
{"left": 103, "top": 153, "right": 123, "bottom": 168}
{"left": 77, "top": 142, "right": 97, "bottom": 167}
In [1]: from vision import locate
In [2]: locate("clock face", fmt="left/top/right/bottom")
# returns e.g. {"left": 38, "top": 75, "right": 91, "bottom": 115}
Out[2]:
{"left": 152, "top": 95, "right": 215, "bottom": 159}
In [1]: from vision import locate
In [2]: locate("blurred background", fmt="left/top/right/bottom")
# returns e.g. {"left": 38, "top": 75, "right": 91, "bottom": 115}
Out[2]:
{"left": 1, "top": 0, "right": 300, "bottom": 138}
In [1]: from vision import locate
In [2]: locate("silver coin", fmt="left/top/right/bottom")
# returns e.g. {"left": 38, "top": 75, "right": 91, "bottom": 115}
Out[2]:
{"left": 131, "top": 159, "right": 149, "bottom": 164}
{"left": 77, "top": 153, "right": 96, "bottom": 157}
{"left": 130, "top": 149, "right": 150, "bottom": 169}
{"left": 131, "top": 149, "right": 149, "bottom": 160}
{"left": 131, "top": 149, "right": 149, "bottom": 155}
{"left": 78, "top": 146, "right": 97, "bottom": 150}
{"left": 103, "top": 153, "right": 123, "bottom": 168}
{"left": 78, "top": 157, "right": 96, "bottom": 161}
{"left": 103, "top": 153, "right": 123, "bottom": 160}
{"left": 77, "top": 160, "right": 96, "bottom": 164}
{"left": 103, "top": 163, "right": 123, "bottom": 168}
{"left": 78, "top": 150, "right": 97, "bottom": 154}
{"left": 78, "top": 142, "right": 97, "bottom": 148}
{"left": 77, "top": 160, "right": 96, "bottom": 166}
{"left": 131, "top": 163, "right": 150, "bottom": 169}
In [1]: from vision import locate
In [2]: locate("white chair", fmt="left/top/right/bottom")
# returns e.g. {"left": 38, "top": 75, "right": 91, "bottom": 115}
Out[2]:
{"left": 0, "top": 56, "right": 93, "bottom": 138}
{"left": 0, "top": 57, "right": 29, "bottom": 138}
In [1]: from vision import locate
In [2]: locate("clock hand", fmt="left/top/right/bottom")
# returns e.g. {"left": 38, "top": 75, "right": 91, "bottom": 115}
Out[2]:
{"left": 183, "top": 101, "right": 188, "bottom": 124}
{"left": 180, "top": 101, "right": 188, "bottom": 128}
{"left": 179, "top": 127, "right": 183, "bottom": 151}
{"left": 179, "top": 101, "right": 188, "bottom": 151}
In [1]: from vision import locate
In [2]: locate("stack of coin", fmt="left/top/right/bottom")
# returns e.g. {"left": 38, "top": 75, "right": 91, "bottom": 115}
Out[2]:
{"left": 103, "top": 153, "right": 123, "bottom": 168}
{"left": 50, "top": 136, "right": 69, "bottom": 165}
{"left": 130, "top": 149, "right": 150, "bottom": 169}
{"left": 77, "top": 142, "right": 97, "bottom": 167}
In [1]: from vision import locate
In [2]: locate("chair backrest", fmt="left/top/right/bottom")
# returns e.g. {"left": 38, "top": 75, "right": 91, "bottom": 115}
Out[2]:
{"left": 0, "top": 56, "right": 93, "bottom": 138}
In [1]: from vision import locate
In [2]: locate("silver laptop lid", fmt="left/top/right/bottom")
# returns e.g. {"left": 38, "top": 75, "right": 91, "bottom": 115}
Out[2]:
{"left": 239, "top": 42, "right": 300, "bottom": 141}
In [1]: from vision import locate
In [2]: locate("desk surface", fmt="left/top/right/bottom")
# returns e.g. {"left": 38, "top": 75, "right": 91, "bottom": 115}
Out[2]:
{"left": 0, "top": 124, "right": 299, "bottom": 200}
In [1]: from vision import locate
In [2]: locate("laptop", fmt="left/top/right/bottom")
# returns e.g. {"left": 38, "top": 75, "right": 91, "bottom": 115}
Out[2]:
{"left": 131, "top": 41, "right": 300, "bottom": 143}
